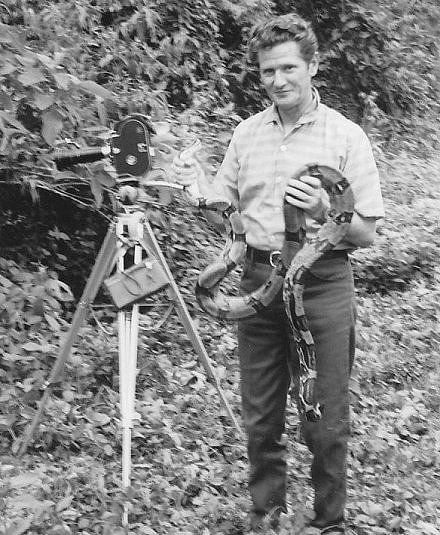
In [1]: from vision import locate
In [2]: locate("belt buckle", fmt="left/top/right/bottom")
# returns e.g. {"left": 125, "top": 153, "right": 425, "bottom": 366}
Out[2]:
{"left": 269, "top": 250, "right": 281, "bottom": 267}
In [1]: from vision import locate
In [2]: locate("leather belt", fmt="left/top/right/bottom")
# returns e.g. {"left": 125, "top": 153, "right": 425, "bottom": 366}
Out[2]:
{"left": 246, "top": 246, "right": 348, "bottom": 265}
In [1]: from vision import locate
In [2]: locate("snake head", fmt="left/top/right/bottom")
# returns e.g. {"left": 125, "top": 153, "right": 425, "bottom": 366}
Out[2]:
{"left": 299, "top": 397, "right": 324, "bottom": 422}
{"left": 305, "top": 403, "right": 323, "bottom": 422}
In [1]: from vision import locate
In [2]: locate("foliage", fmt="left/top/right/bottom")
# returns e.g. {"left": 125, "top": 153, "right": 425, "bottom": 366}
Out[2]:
{"left": 228, "top": 0, "right": 440, "bottom": 155}
{"left": 1, "top": 1, "right": 440, "bottom": 534}
{"left": 0, "top": 0, "right": 272, "bottom": 167}
{"left": 0, "top": 187, "right": 109, "bottom": 298}
{"left": 327, "top": 0, "right": 440, "bottom": 153}
{"left": 1, "top": 150, "right": 440, "bottom": 534}
{"left": 0, "top": 0, "right": 438, "bottom": 179}
{"left": 351, "top": 155, "right": 440, "bottom": 294}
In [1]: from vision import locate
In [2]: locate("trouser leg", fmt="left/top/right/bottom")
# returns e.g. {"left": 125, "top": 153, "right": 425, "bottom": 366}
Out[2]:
{"left": 289, "top": 257, "right": 355, "bottom": 529}
{"left": 238, "top": 255, "right": 355, "bottom": 527}
{"left": 238, "top": 260, "right": 290, "bottom": 516}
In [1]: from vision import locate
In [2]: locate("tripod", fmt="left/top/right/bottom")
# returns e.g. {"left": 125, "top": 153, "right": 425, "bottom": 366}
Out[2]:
{"left": 17, "top": 116, "right": 242, "bottom": 527}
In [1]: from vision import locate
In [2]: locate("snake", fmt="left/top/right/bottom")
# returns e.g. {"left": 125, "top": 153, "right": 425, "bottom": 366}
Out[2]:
{"left": 178, "top": 143, "right": 354, "bottom": 422}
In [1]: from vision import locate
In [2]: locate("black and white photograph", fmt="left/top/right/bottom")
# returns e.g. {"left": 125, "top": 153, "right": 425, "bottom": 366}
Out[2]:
{"left": 0, "top": 1, "right": 439, "bottom": 534}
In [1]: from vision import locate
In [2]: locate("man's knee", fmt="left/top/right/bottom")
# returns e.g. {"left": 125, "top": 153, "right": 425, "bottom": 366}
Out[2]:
{"left": 247, "top": 424, "right": 286, "bottom": 457}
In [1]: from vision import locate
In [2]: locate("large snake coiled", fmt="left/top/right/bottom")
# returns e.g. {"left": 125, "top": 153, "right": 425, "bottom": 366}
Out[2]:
{"left": 179, "top": 143, "right": 354, "bottom": 422}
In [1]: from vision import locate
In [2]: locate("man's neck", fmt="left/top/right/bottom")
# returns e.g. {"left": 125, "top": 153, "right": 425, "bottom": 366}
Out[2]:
{"left": 277, "top": 108, "right": 302, "bottom": 131}
{"left": 276, "top": 92, "right": 315, "bottom": 131}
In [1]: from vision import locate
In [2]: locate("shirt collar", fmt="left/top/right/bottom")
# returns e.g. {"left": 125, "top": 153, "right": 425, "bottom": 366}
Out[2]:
{"left": 264, "top": 87, "right": 321, "bottom": 127}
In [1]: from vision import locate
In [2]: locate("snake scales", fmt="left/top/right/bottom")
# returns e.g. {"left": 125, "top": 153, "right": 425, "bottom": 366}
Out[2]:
{"left": 178, "top": 143, "right": 354, "bottom": 422}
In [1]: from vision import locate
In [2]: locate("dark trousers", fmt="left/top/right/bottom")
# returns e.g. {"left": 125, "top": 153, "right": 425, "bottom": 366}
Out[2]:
{"left": 238, "top": 253, "right": 356, "bottom": 529}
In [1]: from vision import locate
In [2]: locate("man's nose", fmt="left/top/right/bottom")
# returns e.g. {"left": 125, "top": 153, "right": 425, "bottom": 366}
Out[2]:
{"left": 273, "top": 70, "right": 286, "bottom": 87}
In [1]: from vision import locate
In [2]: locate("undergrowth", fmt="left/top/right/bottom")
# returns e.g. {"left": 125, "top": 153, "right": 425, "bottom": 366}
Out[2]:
{"left": 1, "top": 153, "right": 439, "bottom": 534}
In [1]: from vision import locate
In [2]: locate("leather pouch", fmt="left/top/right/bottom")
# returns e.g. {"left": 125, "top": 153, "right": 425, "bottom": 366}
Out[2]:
{"left": 104, "top": 259, "right": 168, "bottom": 309}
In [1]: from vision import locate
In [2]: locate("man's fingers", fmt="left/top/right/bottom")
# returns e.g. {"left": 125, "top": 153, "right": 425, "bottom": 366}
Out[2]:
{"left": 285, "top": 186, "right": 310, "bottom": 203}
{"left": 171, "top": 165, "right": 197, "bottom": 177}
{"left": 286, "top": 178, "right": 321, "bottom": 199}
{"left": 298, "top": 174, "right": 321, "bottom": 188}
{"left": 170, "top": 154, "right": 202, "bottom": 186}
{"left": 170, "top": 171, "right": 197, "bottom": 186}
{"left": 285, "top": 194, "right": 307, "bottom": 209}
{"left": 179, "top": 155, "right": 197, "bottom": 166}
{"left": 287, "top": 176, "right": 321, "bottom": 195}
{"left": 172, "top": 155, "right": 195, "bottom": 170}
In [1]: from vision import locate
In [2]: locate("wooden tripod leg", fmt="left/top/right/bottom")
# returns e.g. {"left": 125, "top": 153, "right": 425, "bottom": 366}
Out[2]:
{"left": 140, "top": 220, "right": 243, "bottom": 437}
{"left": 17, "top": 226, "right": 118, "bottom": 456}
{"left": 118, "top": 243, "right": 142, "bottom": 527}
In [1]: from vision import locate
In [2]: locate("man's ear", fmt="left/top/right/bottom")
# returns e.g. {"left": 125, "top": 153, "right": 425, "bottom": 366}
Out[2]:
{"left": 309, "top": 53, "right": 319, "bottom": 77}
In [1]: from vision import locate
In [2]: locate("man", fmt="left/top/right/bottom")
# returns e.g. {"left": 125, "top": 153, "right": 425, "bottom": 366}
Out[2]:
{"left": 171, "top": 14, "right": 384, "bottom": 535}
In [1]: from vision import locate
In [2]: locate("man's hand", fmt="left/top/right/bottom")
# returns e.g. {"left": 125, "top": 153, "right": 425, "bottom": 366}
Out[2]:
{"left": 285, "top": 174, "right": 330, "bottom": 222}
{"left": 170, "top": 155, "right": 205, "bottom": 186}
{"left": 170, "top": 153, "right": 207, "bottom": 205}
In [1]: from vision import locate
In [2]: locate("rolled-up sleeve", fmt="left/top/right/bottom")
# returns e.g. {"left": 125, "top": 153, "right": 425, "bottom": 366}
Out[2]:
{"left": 213, "top": 128, "right": 241, "bottom": 207}
{"left": 196, "top": 130, "right": 240, "bottom": 208}
{"left": 342, "top": 124, "right": 385, "bottom": 219}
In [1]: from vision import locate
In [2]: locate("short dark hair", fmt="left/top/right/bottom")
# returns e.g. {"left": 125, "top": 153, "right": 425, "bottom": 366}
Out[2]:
{"left": 248, "top": 14, "right": 318, "bottom": 65}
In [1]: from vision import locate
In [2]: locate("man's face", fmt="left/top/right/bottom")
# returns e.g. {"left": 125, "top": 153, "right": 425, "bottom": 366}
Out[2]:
{"left": 258, "top": 41, "right": 318, "bottom": 114}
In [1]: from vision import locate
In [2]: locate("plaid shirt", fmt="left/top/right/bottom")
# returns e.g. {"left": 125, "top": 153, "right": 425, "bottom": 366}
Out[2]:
{"left": 211, "top": 90, "right": 384, "bottom": 251}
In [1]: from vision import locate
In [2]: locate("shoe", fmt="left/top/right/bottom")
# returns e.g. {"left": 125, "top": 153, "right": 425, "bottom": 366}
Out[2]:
{"left": 248, "top": 508, "right": 283, "bottom": 532}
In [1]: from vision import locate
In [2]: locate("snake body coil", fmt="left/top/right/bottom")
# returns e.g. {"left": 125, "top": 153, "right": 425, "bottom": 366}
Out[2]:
{"left": 186, "top": 158, "right": 354, "bottom": 422}
{"left": 192, "top": 164, "right": 354, "bottom": 422}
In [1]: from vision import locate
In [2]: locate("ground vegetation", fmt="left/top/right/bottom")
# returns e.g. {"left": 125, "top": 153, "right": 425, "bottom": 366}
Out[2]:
{"left": 1, "top": 1, "right": 439, "bottom": 534}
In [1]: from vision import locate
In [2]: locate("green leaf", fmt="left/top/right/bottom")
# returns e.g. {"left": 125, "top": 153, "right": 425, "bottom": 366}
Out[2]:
{"left": 77, "top": 80, "right": 115, "bottom": 100}
{"left": 90, "top": 176, "right": 104, "bottom": 208}
{"left": 45, "top": 313, "right": 61, "bottom": 331}
{"left": 0, "top": 23, "right": 24, "bottom": 46}
{"left": 0, "top": 111, "right": 30, "bottom": 133}
{"left": 0, "top": 62, "right": 16, "bottom": 75}
{"left": 0, "top": 90, "right": 13, "bottom": 110}
{"left": 33, "top": 91, "right": 55, "bottom": 110}
{"left": 22, "top": 341, "right": 45, "bottom": 352}
{"left": 94, "top": 168, "right": 116, "bottom": 188}
{"left": 3, "top": 518, "right": 33, "bottom": 535}
{"left": 56, "top": 495, "right": 73, "bottom": 512}
{"left": 96, "top": 97, "right": 108, "bottom": 124}
{"left": 9, "top": 473, "right": 43, "bottom": 488}
{"left": 17, "top": 67, "right": 46, "bottom": 86}
{"left": 41, "top": 109, "right": 63, "bottom": 146}
{"left": 416, "top": 522, "right": 440, "bottom": 535}
{"left": 53, "top": 72, "right": 72, "bottom": 90}
{"left": 21, "top": 341, "right": 55, "bottom": 353}
{"left": 90, "top": 412, "right": 111, "bottom": 426}
{"left": 0, "top": 414, "right": 16, "bottom": 427}
{"left": 138, "top": 528, "right": 158, "bottom": 535}
{"left": 36, "top": 52, "right": 57, "bottom": 69}
{"left": 0, "top": 273, "right": 13, "bottom": 288}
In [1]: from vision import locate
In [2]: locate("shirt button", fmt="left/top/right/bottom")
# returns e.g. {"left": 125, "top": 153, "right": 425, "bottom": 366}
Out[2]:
{"left": 269, "top": 235, "right": 275, "bottom": 242}
{"left": 280, "top": 145, "right": 287, "bottom": 152}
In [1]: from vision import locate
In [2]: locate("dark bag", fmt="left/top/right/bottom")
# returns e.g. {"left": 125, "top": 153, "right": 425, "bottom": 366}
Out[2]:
{"left": 104, "top": 258, "right": 168, "bottom": 309}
